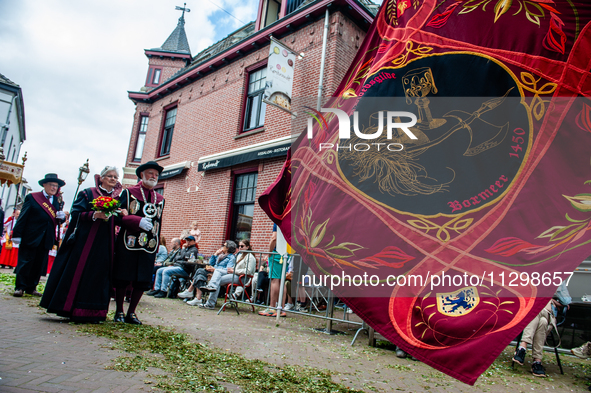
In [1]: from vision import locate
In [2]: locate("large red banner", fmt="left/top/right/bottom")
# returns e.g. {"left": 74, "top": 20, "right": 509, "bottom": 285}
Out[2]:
{"left": 260, "top": 0, "right": 591, "bottom": 384}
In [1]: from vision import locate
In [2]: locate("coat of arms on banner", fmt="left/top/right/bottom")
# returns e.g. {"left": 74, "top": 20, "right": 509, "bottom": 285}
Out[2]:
{"left": 436, "top": 287, "right": 479, "bottom": 317}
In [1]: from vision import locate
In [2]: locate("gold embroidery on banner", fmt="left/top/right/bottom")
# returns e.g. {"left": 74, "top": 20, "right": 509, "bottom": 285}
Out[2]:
{"left": 342, "top": 88, "right": 357, "bottom": 98}
{"left": 436, "top": 286, "right": 480, "bottom": 317}
{"left": 519, "top": 72, "right": 556, "bottom": 121}
{"left": 336, "top": 53, "right": 531, "bottom": 221}
{"left": 325, "top": 149, "right": 337, "bottom": 165}
{"left": 386, "top": 0, "right": 398, "bottom": 26}
{"left": 340, "top": 47, "right": 380, "bottom": 95}
{"left": 413, "top": 285, "right": 515, "bottom": 343}
{"left": 341, "top": 73, "right": 512, "bottom": 198}
{"left": 391, "top": 41, "right": 434, "bottom": 68}
{"left": 407, "top": 216, "right": 474, "bottom": 242}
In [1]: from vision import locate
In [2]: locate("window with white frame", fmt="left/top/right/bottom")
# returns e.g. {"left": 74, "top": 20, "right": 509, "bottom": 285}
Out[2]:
{"left": 133, "top": 116, "right": 149, "bottom": 161}
{"left": 243, "top": 68, "right": 267, "bottom": 132}
{"left": 159, "top": 107, "right": 177, "bottom": 157}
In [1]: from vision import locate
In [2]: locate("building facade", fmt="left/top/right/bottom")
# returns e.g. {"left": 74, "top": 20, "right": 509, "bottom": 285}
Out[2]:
{"left": 0, "top": 73, "right": 28, "bottom": 217}
{"left": 122, "top": 0, "right": 377, "bottom": 253}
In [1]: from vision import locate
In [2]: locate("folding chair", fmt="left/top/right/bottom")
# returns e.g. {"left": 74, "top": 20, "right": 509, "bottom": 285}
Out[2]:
{"left": 301, "top": 273, "right": 329, "bottom": 312}
{"left": 510, "top": 330, "right": 564, "bottom": 374}
{"left": 221, "top": 274, "right": 255, "bottom": 313}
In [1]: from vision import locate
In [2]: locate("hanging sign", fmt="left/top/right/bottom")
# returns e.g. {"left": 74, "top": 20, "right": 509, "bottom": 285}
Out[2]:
{"left": 263, "top": 37, "right": 297, "bottom": 113}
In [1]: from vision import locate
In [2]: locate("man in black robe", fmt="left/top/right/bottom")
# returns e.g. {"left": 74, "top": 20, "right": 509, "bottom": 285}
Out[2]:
{"left": 113, "top": 161, "right": 164, "bottom": 324}
{"left": 12, "top": 174, "right": 66, "bottom": 297}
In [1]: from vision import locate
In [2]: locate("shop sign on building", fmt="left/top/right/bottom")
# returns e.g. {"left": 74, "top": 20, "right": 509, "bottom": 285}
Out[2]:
{"left": 198, "top": 141, "right": 290, "bottom": 171}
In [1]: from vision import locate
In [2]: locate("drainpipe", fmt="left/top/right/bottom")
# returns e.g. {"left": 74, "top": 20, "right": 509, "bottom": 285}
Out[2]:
{"left": 316, "top": 8, "right": 330, "bottom": 111}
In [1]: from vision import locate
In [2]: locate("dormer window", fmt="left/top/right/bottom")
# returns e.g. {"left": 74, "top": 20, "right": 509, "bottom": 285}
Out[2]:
{"left": 152, "top": 69, "right": 161, "bottom": 84}
{"left": 260, "top": 0, "right": 282, "bottom": 29}
{"left": 146, "top": 66, "right": 163, "bottom": 87}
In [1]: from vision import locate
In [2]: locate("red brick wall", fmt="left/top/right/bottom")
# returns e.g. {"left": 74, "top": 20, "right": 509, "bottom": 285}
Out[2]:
{"left": 124, "top": 11, "right": 368, "bottom": 254}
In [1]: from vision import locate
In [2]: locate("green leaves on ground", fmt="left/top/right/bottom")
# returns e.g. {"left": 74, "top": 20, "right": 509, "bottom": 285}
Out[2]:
{"left": 79, "top": 319, "right": 362, "bottom": 393}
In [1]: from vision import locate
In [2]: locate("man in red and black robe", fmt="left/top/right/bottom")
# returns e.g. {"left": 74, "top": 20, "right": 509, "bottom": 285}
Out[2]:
{"left": 12, "top": 173, "right": 66, "bottom": 297}
{"left": 113, "top": 161, "right": 164, "bottom": 325}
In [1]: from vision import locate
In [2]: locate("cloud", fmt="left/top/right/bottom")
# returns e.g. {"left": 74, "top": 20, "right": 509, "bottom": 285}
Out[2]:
{"left": 0, "top": 0, "right": 378, "bottom": 207}
{"left": 221, "top": 0, "right": 259, "bottom": 29}
{"left": 0, "top": 0, "right": 236, "bottom": 206}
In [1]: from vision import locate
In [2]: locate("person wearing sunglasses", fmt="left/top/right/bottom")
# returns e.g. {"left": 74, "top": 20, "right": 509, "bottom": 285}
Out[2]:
{"left": 228, "top": 240, "right": 257, "bottom": 300}
{"left": 182, "top": 240, "right": 236, "bottom": 306}
{"left": 196, "top": 240, "right": 242, "bottom": 309}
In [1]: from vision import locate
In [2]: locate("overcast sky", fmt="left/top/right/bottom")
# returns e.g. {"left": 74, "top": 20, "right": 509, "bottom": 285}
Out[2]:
{"left": 0, "top": 0, "right": 259, "bottom": 207}
{"left": 0, "top": 0, "right": 381, "bottom": 208}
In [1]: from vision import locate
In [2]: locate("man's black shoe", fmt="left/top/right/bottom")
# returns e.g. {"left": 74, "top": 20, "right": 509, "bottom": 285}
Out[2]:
{"left": 13, "top": 289, "right": 23, "bottom": 297}
{"left": 531, "top": 361, "right": 547, "bottom": 377}
{"left": 153, "top": 290, "right": 167, "bottom": 298}
{"left": 125, "top": 313, "right": 142, "bottom": 325}
{"left": 513, "top": 347, "right": 526, "bottom": 365}
{"left": 114, "top": 312, "right": 125, "bottom": 323}
{"left": 145, "top": 289, "right": 159, "bottom": 296}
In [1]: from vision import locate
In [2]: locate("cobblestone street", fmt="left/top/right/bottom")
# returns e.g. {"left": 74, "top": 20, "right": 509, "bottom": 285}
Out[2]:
{"left": 1, "top": 271, "right": 590, "bottom": 392}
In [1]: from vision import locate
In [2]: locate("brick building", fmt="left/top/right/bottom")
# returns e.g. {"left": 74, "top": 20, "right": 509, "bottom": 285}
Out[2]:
{"left": 0, "top": 73, "right": 29, "bottom": 216}
{"left": 122, "top": 0, "right": 378, "bottom": 254}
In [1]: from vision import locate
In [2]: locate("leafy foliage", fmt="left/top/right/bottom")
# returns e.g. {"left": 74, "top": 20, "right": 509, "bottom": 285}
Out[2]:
{"left": 78, "top": 319, "right": 362, "bottom": 393}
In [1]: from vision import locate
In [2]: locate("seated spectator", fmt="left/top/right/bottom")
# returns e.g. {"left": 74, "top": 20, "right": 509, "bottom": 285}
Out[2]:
{"left": 150, "top": 238, "right": 181, "bottom": 288}
{"left": 229, "top": 240, "right": 257, "bottom": 300}
{"left": 571, "top": 341, "right": 591, "bottom": 359}
{"left": 198, "top": 241, "right": 245, "bottom": 309}
{"left": 252, "top": 256, "right": 269, "bottom": 304}
{"left": 146, "top": 236, "right": 199, "bottom": 298}
{"left": 155, "top": 236, "right": 168, "bottom": 265}
{"left": 181, "top": 240, "right": 237, "bottom": 306}
{"left": 513, "top": 282, "right": 571, "bottom": 377}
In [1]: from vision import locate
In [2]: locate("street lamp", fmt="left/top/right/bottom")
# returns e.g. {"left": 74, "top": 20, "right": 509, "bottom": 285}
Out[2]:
{"left": 72, "top": 159, "right": 90, "bottom": 209}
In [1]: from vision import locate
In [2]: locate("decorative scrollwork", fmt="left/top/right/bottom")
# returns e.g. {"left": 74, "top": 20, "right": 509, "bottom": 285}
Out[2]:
{"left": 391, "top": 41, "right": 434, "bottom": 68}
{"left": 519, "top": 72, "right": 556, "bottom": 121}
{"left": 407, "top": 216, "right": 474, "bottom": 242}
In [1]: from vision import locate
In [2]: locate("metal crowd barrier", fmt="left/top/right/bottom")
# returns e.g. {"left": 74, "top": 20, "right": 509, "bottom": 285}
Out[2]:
{"left": 212, "top": 251, "right": 364, "bottom": 336}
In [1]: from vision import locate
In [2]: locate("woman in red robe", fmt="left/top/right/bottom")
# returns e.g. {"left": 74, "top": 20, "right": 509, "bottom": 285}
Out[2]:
{"left": 0, "top": 210, "right": 20, "bottom": 268}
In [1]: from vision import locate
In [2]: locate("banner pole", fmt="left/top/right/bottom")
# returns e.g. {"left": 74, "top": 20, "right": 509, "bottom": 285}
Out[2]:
{"left": 316, "top": 9, "right": 330, "bottom": 111}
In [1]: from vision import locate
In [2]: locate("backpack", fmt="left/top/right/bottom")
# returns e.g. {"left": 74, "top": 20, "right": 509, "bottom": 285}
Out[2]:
{"left": 167, "top": 275, "right": 182, "bottom": 298}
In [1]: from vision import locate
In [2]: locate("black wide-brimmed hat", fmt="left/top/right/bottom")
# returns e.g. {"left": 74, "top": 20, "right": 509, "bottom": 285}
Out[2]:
{"left": 136, "top": 161, "right": 164, "bottom": 177}
{"left": 39, "top": 173, "right": 65, "bottom": 187}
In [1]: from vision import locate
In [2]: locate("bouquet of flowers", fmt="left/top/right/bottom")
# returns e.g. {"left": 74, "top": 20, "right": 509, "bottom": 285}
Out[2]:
{"left": 90, "top": 196, "right": 121, "bottom": 219}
